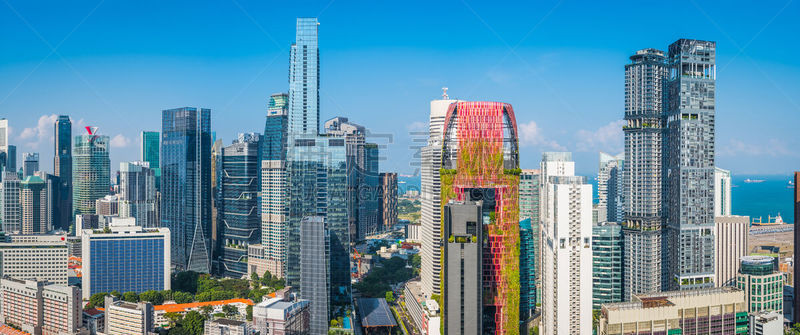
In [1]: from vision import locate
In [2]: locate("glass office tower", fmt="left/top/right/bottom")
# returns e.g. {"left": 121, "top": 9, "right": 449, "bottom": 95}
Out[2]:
{"left": 73, "top": 132, "right": 110, "bottom": 216}
{"left": 161, "top": 107, "right": 212, "bottom": 273}
{"left": 54, "top": 116, "right": 72, "bottom": 231}
{"left": 664, "top": 39, "right": 717, "bottom": 290}
{"left": 141, "top": 131, "right": 161, "bottom": 190}
{"left": 592, "top": 222, "right": 624, "bottom": 309}
{"left": 219, "top": 133, "right": 261, "bottom": 278}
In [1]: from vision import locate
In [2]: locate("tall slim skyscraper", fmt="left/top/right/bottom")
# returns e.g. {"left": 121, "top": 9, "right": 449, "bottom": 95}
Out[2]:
{"left": 73, "top": 129, "right": 110, "bottom": 216}
{"left": 54, "top": 115, "right": 72, "bottom": 231}
{"left": 140, "top": 131, "right": 161, "bottom": 191}
{"left": 714, "top": 167, "right": 732, "bottom": 217}
{"left": 284, "top": 18, "right": 351, "bottom": 319}
{"left": 664, "top": 39, "right": 717, "bottom": 290}
{"left": 419, "top": 93, "right": 458, "bottom": 297}
{"left": 20, "top": 175, "right": 49, "bottom": 234}
{"left": 119, "top": 161, "right": 157, "bottom": 228}
{"left": 540, "top": 153, "right": 592, "bottom": 335}
{"left": 714, "top": 215, "right": 748, "bottom": 287}
{"left": 218, "top": 133, "right": 261, "bottom": 278}
{"left": 598, "top": 152, "right": 623, "bottom": 223}
{"left": 22, "top": 152, "right": 39, "bottom": 177}
{"left": 439, "top": 101, "right": 520, "bottom": 333}
{"left": 288, "top": 18, "right": 320, "bottom": 137}
{"left": 622, "top": 48, "right": 668, "bottom": 299}
{"left": 519, "top": 218, "right": 536, "bottom": 321}
{"left": 519, "top": 168, "right": 541, "bottom": 313}
{"left": 161, "top": 107, "right": 212, "bottom": 273}
{"left": 251, "top": 93, "right": 290, "bottom": 279}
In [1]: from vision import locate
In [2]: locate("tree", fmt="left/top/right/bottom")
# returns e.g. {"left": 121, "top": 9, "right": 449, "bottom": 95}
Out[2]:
{"left": 110, "top": 290, "right": 121, "bottom": 298}
{"left": 200, "top": 305, "right": 214, "bottom": 319}
{"left": 86, "top": 292, "right": 108, "bottom": 309}
{"left": 246, "top": 305, "right": 253, "bottom": 321}
{"left": 163, "top": 312, "right": 182, "bottom": 327}
{"left": 385, "top": 291, "right": 395, "bottom": 303}
{"left": 172, "top": 291, "right": 195, "bottom": 304}
{"left": 139, "top": 290, "right": 164, "bottom": 305}
{"left": 222, "top": 304, "right": 238, "bottom": 318}
{"left": 181, "top": 311, "right": 205, "bottom": 335}
{"left": 171, "top": 271, "right": 200, "bottom": 294}
{"left": 122, "top": 291, "right": 139, "bottom": 303}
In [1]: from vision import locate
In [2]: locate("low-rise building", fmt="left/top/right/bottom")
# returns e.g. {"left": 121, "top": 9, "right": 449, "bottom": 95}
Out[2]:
{"left": 0, "top": 234, "right": 68, "bottom": 285}
{"left": 204, "top": 319, "right": 250, "bottom": 335}
{"left": 252, "top": 297, "right": 310, "bottom": 335}
{"left": 0, "top": 277, "right": 81, "bottom": 335}
{"left": 82, "top": 308, "right": 104, "bottom": 335}
{"left": 152, "top": 299, "right": 253, "bottom": 327}
{"left": 598, "top": 287, "right": 748, "bottom": 335}
{"left": 104, "top": 296, "right": 153, "bottom": 335}
{"left": 736, "top": 255, "right": 784, "bottom": 314}
{"left": 403, "top": 280, "right": 440, "bottom": 335}
{"left": 749, "top": 310, "right": 782, "bottom": 335}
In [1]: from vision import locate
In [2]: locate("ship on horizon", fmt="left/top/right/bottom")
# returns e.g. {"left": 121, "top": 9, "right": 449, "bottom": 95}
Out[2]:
{"left": 744, "top": 178, "right": 766, "bottom": 183}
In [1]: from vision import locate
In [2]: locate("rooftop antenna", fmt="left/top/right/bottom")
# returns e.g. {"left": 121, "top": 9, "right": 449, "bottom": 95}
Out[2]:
{"left": 442, "top": 87, "right": 449, "bottom": 100}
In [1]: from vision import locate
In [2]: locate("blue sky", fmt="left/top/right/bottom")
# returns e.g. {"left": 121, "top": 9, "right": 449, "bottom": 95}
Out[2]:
{"left": 1, "top": 0, "right": 798, "bottom": 177}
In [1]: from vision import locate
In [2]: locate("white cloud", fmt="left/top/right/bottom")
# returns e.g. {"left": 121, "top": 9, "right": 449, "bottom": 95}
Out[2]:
{"left": 718, "top": 138, "right": 794, "bottom": 157}
{"left": 575, "top": 120, "right": 625, "bottom": 153}
{"left": 406, "top": 121, "right": 427, "bottom": 132}
{"left": 518, "top": 120, "right": 565, "bottom": 150}
{"left": 17, "top": 114, "right": 58, "bottom": 147}
{"left": 110, "top": 134, "right": 131, "bottom": 148}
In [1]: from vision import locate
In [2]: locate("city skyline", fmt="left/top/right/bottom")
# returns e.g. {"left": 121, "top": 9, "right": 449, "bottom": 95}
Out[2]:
{"left": 1, "top": 1, "right": 798, "bottom": 177}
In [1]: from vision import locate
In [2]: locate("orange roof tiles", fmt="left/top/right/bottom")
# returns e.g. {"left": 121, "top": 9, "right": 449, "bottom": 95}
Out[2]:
{"left": 154, "top": 298, "right": 254, "bottom": 313}
{"left": 0, "top": 325, "right": 31, "bottom": 335}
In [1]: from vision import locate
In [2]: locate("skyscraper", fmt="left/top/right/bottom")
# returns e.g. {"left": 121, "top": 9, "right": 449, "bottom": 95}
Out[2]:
{"left": 0, "top": 172, "right": 21, "bottom": 233}
{"left": 714, "top": 167, "right": 732, "bottom": 217}
{"left": 592, "top": 222, "right": 624, "bottom": 309}
{"left": 519, "top": 169, "right": 541, "bottom": 314}
{"left": 379, "top": 172, "right": 398, "bottom": 231}
{"left": 22, "top": 152, "right": 39, "bottom": 177}
{"left": 288, "top": 19, "right": 319, "bottom": 137}
{"left": 794, "top": 171, "right": 800, "bottom": 323}
{"left": 737, "top": 256, "right": 784, "bottom": 314}
{"left": 119, "top": 162, "right": 157, "bottom": 228}
{"left": 54, "top": 115, "right": 72, "bottom": 231}
{"left": 324, "top": 116, "right": 380, "bottom": 241}
{"left": 218, "top": 133, "right": 261, "bottom": 278}
{"left": 540, "top": 153, "right": 592, "bottom": 335}
{"left": 0, "top": 119, "right": 10, "bottom": 173}
{"left": 664, "top": 39, "right": 717, "bottom": 290}
{"left": 518, "top": 218, "right": 536, "bottom": 321}
{"left": 622, "top": 48, "right": 668, "bottom": 299}
{"left": 251, "top": 93, "right": 289, "bottom": 279}
{"left": 20, "top": 175, "right": 49, "bottom": 234}
{"left": 439, "top": 101, "right": 520, "bottom": 333}
{"left": 420, "top": 93, "right": 458, "bottom": 298}
{"left": 140, "top": 131, "right": 160, "bottom": 191}
{"left": 284, "top": 18, "right": 350, "bottom": 317}
{"left": 73, "top": 129, "right": 110, "bottom": 216}
{"left": 299, "top": 216, "right": 329, "bottom": 335}
{"left": 442, "top": 201, "right": 483, "bottom": 334}
{"left": 598, "top": 152, "right": 624, "bottom": 223}
{"left": 161, "top": 107, "right": 212, "bottom": 273}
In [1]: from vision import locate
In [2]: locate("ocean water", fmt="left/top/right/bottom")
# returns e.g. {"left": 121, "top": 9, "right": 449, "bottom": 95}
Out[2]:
{"left": 400, "top": 174, "right": 796, "bottom": 224}
{"left": 732, "top": 175, "right": 794, "bottom": 224}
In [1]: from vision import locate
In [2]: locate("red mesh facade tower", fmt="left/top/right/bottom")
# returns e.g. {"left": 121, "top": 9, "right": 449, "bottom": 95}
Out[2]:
{"left": 440, "top": 101, "right": 520, "bottom": 334}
